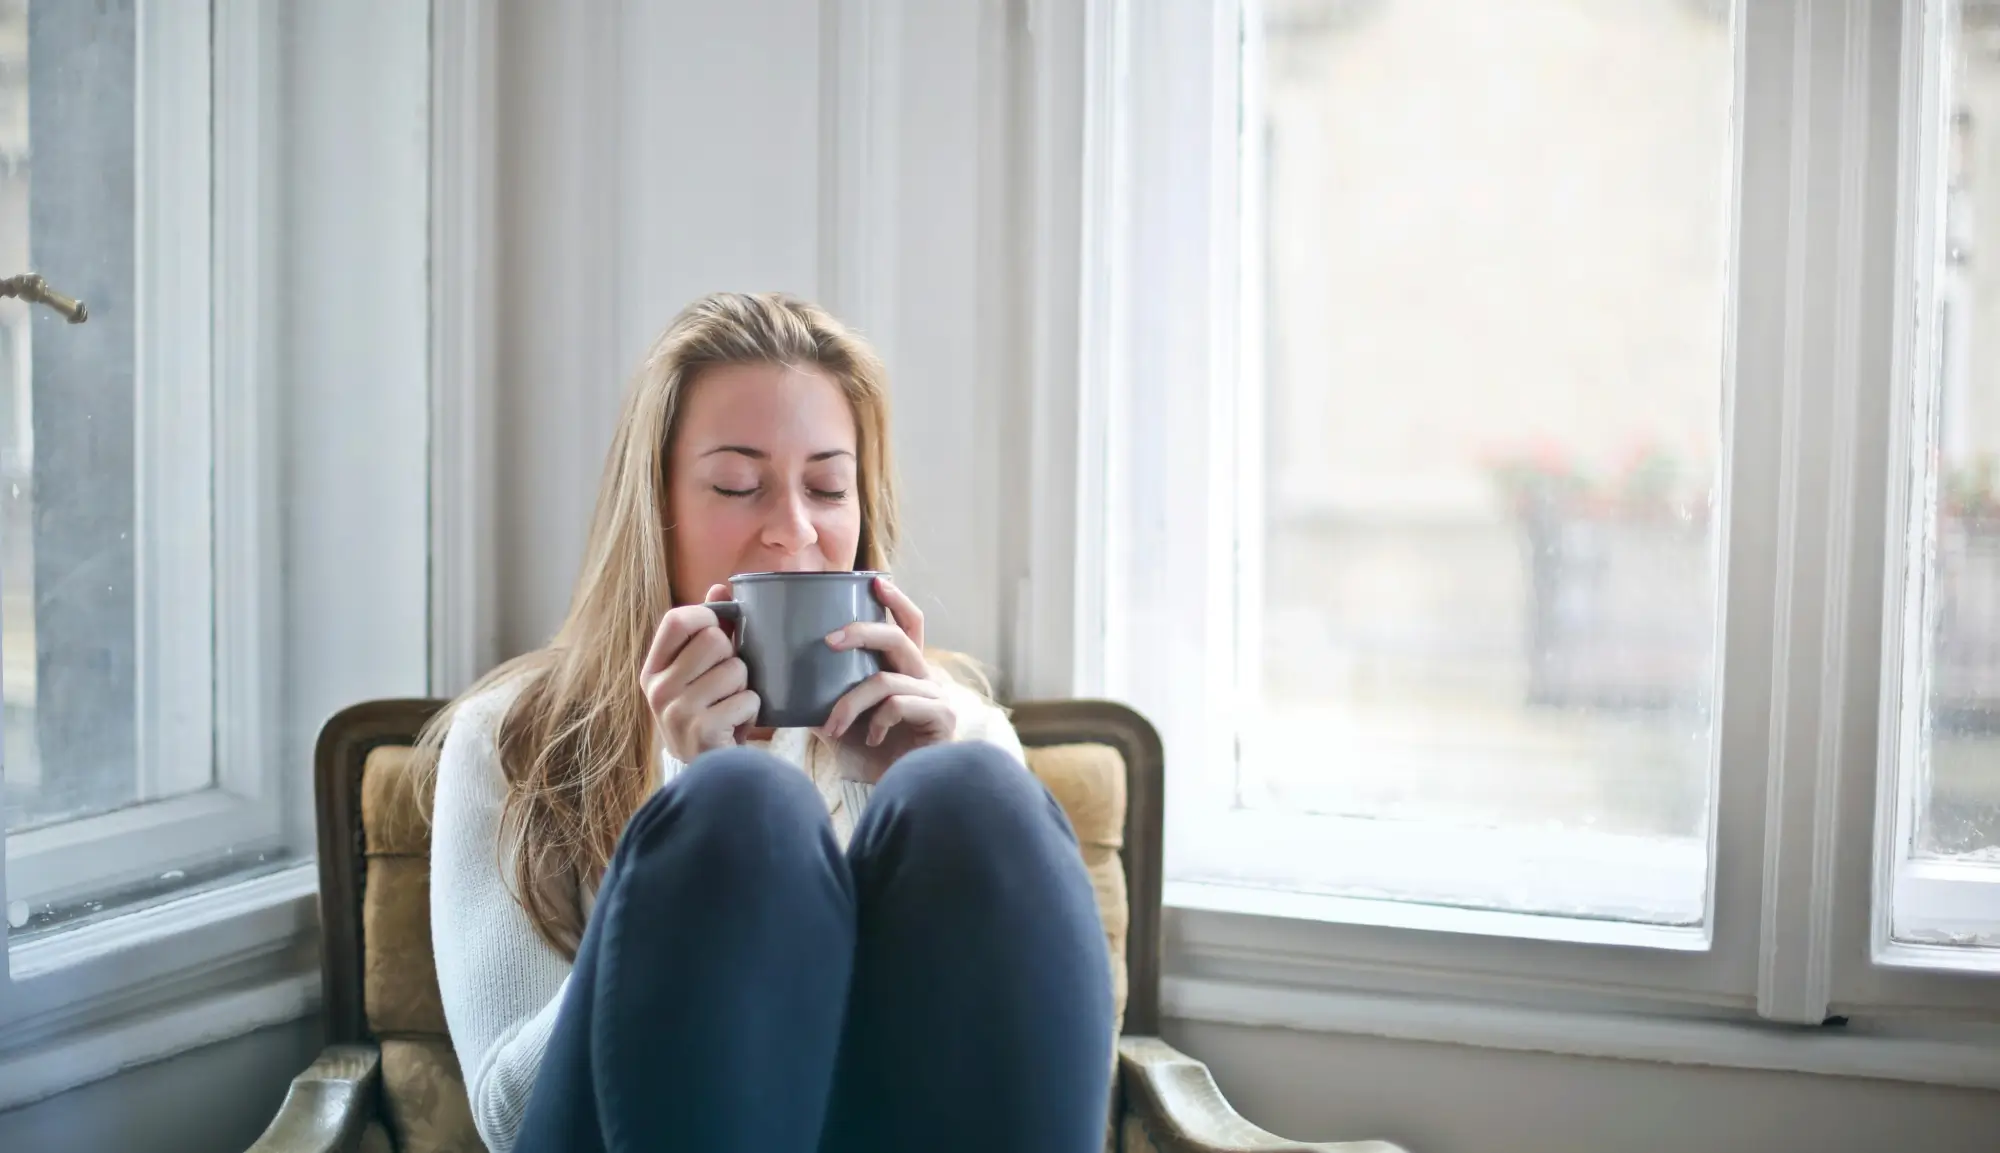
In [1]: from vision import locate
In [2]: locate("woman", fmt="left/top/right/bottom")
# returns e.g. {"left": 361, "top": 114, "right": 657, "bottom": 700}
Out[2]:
{"left": 421, "top": 292, "right": 1113, "bottom": 1153}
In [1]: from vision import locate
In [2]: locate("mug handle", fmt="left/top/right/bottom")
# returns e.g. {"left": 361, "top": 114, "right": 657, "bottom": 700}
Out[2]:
{"left": 703, "top": 599, "right": 743, "bottom": 630}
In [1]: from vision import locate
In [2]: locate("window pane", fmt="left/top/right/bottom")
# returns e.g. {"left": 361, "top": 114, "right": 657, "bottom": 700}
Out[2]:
{"left": 0, "top": 0, "right": 185, "bottom": 834}
{"left": 1915, "top": 3, "right": 2000, "bottom": 863}
{"left": 1246, "top": 0, "right": 1732, "bottom": 919}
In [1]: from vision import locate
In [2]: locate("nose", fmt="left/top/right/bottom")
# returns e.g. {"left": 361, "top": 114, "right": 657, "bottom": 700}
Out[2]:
{"left": 760, "top": 488, "right": 817, "bottom": 557}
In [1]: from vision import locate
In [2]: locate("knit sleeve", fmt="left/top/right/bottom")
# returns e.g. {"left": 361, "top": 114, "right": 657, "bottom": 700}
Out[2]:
{"left": 429, "top": 684, "right": 573, "bottom": 1153}
{"left": 945, "top": 677, "right": 1028, "bottom": 768}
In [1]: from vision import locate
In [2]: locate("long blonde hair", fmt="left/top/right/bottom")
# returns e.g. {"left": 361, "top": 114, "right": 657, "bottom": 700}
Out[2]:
{"left": 417, "top": 292, "right": 903, "bottom": 959}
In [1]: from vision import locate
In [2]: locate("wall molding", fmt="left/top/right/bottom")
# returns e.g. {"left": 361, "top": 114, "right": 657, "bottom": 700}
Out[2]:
{"left": 0, "top": 971, "right": 316, "bottom": 1113}
{"left": 1016, "top": 0, "right": 1091, "bottom": 700}
{"left": 428, "top": 0, "right": 500, "bottom": 696}
{"left": 818, "top": 0, "right": 901, "bottom": 364}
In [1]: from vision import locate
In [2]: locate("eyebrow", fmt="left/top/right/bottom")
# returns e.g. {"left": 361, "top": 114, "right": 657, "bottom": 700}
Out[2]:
{"left": 700, "top": 445, "right": 855, "bottom": 463}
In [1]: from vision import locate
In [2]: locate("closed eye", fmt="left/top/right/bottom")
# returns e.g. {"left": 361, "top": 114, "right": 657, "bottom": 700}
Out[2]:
{"left": 712, "top": 485, "right": 758, "bottom": 498}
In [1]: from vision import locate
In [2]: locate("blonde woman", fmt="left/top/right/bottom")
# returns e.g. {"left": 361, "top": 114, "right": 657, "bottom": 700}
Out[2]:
{"left": 422, "top": 293, "right": 1112, "bottom": 1153}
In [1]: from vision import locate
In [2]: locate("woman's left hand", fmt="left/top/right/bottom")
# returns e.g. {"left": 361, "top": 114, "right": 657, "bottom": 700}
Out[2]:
{"left": 816, "top": 576, "right": 957, "bottom": 782}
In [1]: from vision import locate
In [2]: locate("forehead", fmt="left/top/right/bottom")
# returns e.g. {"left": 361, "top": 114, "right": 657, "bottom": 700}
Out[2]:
{"left": 676, "top": 361, "right": 856, "bottom": 450}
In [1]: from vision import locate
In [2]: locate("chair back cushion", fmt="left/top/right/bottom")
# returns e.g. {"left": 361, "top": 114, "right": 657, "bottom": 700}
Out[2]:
{"left": 353, "top": 739, "right": 1130, "bottom": 1152}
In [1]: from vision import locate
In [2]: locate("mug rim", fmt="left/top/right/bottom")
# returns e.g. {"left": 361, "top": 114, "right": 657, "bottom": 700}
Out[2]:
{"left": 727, "top": 569, "right": 886, "bottom": 584}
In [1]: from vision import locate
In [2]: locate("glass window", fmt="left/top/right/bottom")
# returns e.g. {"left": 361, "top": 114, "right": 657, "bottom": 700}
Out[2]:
{"left": 1892, "top": 0, "right": 2000, "bottom": 948}
{"left": 1234, "top": 0, "right": 1734, "bottom": 922}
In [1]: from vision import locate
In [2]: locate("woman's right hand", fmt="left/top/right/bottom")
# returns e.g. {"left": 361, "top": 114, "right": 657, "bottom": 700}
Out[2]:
{"left": 640, "top": 583, "right": 759, "bottom": 763}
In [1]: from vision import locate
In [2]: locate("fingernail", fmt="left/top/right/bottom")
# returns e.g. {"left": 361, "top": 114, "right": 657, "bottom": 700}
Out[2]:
{"left": 866, "top": 728, "right": 883, "bottom": 747}
{"left": 825, "top": 629, "right": 846, "bottom": 648}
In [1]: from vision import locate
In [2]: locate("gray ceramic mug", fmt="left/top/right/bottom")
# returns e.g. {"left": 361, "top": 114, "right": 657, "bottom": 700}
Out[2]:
{"left": 704, "top": 570, "right": 889, "bottom": 729}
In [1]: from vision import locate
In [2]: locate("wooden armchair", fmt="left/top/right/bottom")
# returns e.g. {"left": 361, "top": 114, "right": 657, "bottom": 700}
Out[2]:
{"left": 246, "top": 697, "right": 1403, "bottom": 1152}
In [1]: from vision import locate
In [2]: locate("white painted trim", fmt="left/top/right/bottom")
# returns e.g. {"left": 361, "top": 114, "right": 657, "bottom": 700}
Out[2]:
{"left": 1891, "top": 858, "right": 2000, "bottom": 950}
{"left": 1231, "top": 0, "right": 1267, "bottom": 724}
{"left": 819, "top": 0, "right": 901, "bottom": 370}
{"left": 5, "top": 790, "right": 274, "bottom": 909}
{"left": 1164, "top": 974, "right": 2000, "bottom": 1093}
{"left": 2, "top": 865, "right": 315, "bottom": 1059}
{"left": 1174, "top": 812, "right": 1708, "bottom": 930}
{"left": 1874, "top": 0, "right": 1998, "bottom": 962}
{"left": 1171, "top": 881, "right": 1708, "bottom": 954}
{"left": 429, "top": 0, "right": 500, "bottom": 697}
{"left": 7, "top": 865, "right": 314, "bottom": 990}
{"left": 133, "top": 0, "right": 216, "bottom": 802}
{"left": 1069, "top": 0, "right": 1123, "bottom": 699}
{"left": 1754, "top": 0, "right": 1825, "bottom": 1025}
{"left": 1755, "top": 0, "right": 1881, "bottom": 1026}
{"left": 1016, "top": 0, "right": 1090, "bottom": 701}
{"left": 0, "top": 970, "right": 317, "bottom": 1112}
{"left": 212, "top": 0, "right": 284, "bottom": 814}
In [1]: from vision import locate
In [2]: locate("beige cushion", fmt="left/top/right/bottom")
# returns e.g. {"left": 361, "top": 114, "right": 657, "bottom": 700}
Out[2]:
{"left": 1024, "top": 741, "right": 1131, "bottom": 1036}
{"left": 379, "top": 1038, "right": 478, "bottom": 1153}
{"left": 356, "top": 738, "right": 1132, "bottom": 1151}
{"left": 362, "top": 747, "right": 448, "bottom": 1041}
{"left": 361, "top": 747, "right": 472, "bottom": 1152}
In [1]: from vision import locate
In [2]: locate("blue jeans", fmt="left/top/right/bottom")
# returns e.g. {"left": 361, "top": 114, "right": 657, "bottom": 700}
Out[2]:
{"left": 513, "top": 741, "right": 1115, "bottom": 1153}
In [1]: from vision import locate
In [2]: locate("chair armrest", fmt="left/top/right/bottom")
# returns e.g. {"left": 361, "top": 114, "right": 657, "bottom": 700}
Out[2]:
{"left": 244, "top": 1044, "right": 382, "bottom": 1153}
{"left": 1119, "top": 1036, "right": 1409, "bottom": 1153}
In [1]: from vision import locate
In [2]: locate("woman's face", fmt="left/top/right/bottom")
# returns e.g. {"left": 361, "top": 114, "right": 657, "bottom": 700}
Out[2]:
{"left": 667, "top": 361, "right": 863, "bottom": 603}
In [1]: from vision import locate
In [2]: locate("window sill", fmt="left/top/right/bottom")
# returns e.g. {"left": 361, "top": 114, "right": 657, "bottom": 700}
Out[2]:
{"left": 1168, "top": 879, "right": 1710, "bottom": 953}
{"left": 1167, "top": 886, "right": 2000, "bottom": 1091}
{"left": 1164, "top": 973, "right": 2000, "bottom": 1091}
{"left": 0, "top": 864, "right": 320, "bottom": 1111}
{"left": 7, "top": 790, "right": 284, "bottom": 911}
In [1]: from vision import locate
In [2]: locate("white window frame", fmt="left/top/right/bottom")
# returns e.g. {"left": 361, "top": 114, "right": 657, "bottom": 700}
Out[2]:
{"left": 2, "top": 0, "right": 288, "bottom": 916}
{"left": 1031, "top": 0, "right": 2000, "bottom": 1064}
{"left": 1876, "top": 0, "right": 2000, "bottom": 968}
{"left": 0, "top": 0, "right": 445, "bottom": 1102}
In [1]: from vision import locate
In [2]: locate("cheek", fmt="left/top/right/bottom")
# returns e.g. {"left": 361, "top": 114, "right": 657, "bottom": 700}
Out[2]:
{"left": 817, "top": 504, "right": 863, "bottom": 567}
{"left": 670, "top": 496, "right": 759, "bottom": 580}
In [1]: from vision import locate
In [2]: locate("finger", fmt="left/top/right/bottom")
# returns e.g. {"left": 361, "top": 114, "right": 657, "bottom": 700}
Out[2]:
{"left": 826, "top": 620, "right": 928, "bottom": 678}
{"left": 643, "top": 603, "right": 722, "bottom": 679}
{"left": 661, "top": 625, "right": 736, "bottom": 695}
{"left": 682, "top": 655, "right": 748, "bottom": 710}
{"left": 702, "top": 583, "right": 736, "bottom": 635}
{"left": 866, "top": 694, "right": 954, "bottom": 749}
{"left": 713, "top": 688, "right": 760, "bottom": 731}
{"left": 873, "top": 576, "right": 926, "bottom": 650}
{"left": 821, "top": 671, "right": 940, "bottom": 740}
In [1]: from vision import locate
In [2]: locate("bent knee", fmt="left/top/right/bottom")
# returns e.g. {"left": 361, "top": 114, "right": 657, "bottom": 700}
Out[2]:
{"left": 875, "top": 740, "right": 1055, "bottom": 837}
{"left": 618, "top": 746, "right": 834, "bottom": 878}
{"left": 672, "top": 746, "right": 822, "bottom": 820}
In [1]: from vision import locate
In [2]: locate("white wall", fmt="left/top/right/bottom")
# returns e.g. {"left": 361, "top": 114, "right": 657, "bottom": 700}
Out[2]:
{"left": 492, "top": 0, "right": 1013, "bottom": 682}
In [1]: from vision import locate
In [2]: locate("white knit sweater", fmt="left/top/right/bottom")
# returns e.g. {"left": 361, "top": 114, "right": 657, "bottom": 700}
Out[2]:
{"left": 429, "top": 676, "right": 1025, "bottom": 1153}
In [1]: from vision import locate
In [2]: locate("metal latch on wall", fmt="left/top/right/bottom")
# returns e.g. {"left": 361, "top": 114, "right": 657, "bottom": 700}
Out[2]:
{"left": 0, "top": 273, "right": 87, "bottom": 323}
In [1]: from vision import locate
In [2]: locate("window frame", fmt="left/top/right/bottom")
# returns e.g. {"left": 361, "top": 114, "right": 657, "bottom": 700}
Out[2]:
{"left": 0, "top": 0, "right": 446, "bottom": 1100}
{"left": 1047, "top": 0, "right": 2000, "bottom": 1042}
{"left": 1874, "top": 0, "right": 2000, "bottom": 971}
{"left": 2, "top": 0, "right": 290, "bottom": 917}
